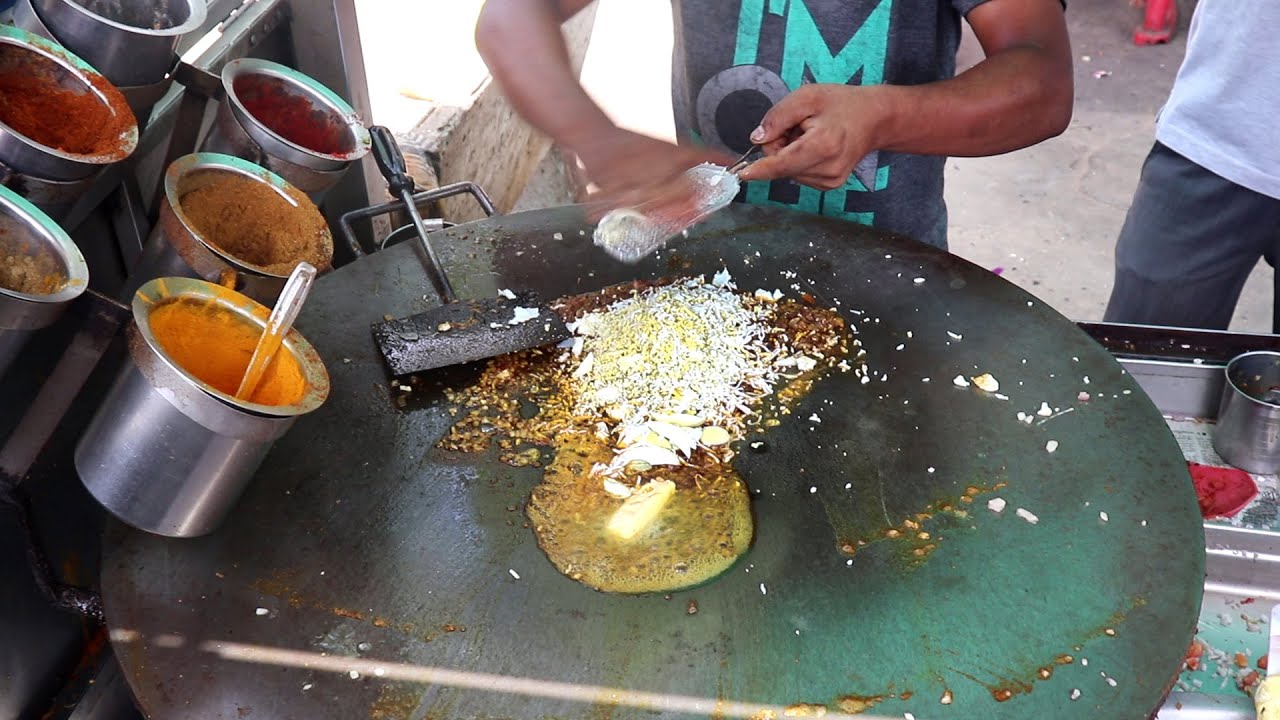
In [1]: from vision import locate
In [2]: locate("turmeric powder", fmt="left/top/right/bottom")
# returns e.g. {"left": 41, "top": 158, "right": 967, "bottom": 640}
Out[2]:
{"left": 148, "top": 298, "right": 307, "bottom": 406}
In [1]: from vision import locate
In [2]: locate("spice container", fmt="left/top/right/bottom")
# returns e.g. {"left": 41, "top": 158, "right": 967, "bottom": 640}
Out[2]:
{"left": 21, "top": 0, "right": 205, "bottom": 88}
{"left": 0, "top": 184, "right": 88, "bottom": 379}
{"left": 0, "top": 25, "right": 137, "bottom": 182}
{"left": 1214, "top": 351, "right": 1280, "bottom": 474}
{"left": 127, "top": 153, "right": 334, "bottom": 304}
{"left": 76, "top": 277, "right": 329, "bottom": 538}
{"left": 201, "top": 58, "right": 370, "bottom": 202}
{"left": 12, "top": 0, "right": 182, "bottom": 126}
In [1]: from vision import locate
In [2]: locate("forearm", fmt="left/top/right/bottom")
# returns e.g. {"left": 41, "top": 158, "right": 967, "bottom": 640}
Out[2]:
{"left": 870, "top": 45, "right": 1073, "bottom": 158}
{"left": 474, "top": 0, "right": 613, "bottom": 154}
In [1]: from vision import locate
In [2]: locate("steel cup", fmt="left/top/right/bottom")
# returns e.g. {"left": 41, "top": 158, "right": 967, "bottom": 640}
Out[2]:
{"left": 22, "top": 0, "right": 205, "bottom": 88}
{"left": 1214, "top": 351, "right": 1280, "bottom": 474}
{"left": 0, "top": 25, "right": 138, "bottom": 182}
{"left": 124, "top": 153, "right": 334, "bottom": 305}
{"left": 200, "top": 58, "right": 370, "bottom": 203}
{"left": 75, "top": 277, "right": 329, "bottom": 538}
{"left": 0, "top": 184, "right": 88, "bottom": 379}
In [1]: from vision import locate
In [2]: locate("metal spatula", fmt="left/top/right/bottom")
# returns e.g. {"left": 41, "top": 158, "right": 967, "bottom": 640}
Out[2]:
{"left": 366, "top": 126, "right": 569, "bottom": 376}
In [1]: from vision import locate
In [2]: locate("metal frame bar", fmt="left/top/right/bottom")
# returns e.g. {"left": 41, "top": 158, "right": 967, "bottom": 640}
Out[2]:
{"left": 338, "top": 181, "right": 497, "bottom": 257}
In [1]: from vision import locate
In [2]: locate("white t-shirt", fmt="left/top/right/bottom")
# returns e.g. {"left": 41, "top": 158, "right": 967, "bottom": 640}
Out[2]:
{"left": 1155, "top": 0, "right": 1280, "bottom": 200}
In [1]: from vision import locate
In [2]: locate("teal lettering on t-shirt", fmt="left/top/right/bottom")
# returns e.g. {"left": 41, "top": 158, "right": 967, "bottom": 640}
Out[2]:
{"left": 732, "top": 0, "right": 894, "bottom": 224}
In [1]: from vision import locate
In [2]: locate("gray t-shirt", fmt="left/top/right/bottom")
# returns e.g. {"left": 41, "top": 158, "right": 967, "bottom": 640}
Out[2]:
{"left": 670, "top": 0, "right": 990, "bottom": 248}
{"left": 1155, "top": 0, "right": 1280, "bottom": 200}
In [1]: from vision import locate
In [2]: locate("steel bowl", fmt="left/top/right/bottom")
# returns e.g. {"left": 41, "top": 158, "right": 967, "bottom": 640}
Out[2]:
{"left": 126, "top": 153, "right": 334, "bottom": 304}
{"left": 211, "top": 57, "right": 370, "bottom": 173}
{"left": 0, "top": 184, "right": 88, "bottom": 378}
{"left": 1214, "top": 351, "right": 1280, "bottom": 474}
{"left": 76, "top": 276, "right": 329, "bottom": 537}
{"left": 27, "top": 0, "right": 205, "bottom": 87}
{"left": 0, "top": 25, "right": 138, "bottom": 181}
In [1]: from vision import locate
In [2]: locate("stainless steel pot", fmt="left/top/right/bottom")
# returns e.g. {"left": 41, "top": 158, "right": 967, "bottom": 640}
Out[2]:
{"left": 200, "top": 58, "right": 370, "bottom": 203}
{"left": 0, "top": 25, "right": 138, "bottom": 181}
{"left": 0, "top": 184, "right": 88, "bottom": 378}
{"left": 24, "top": 0, "right": 205, "bottom": 87}
{"left": 13, "top": 0, "right": 177, "bottom": 125}
{"left": 125, "top": 153, "right": 334, "bottom": 304}
{"left": 1214, "top": 351, "right": 1280, "bottom": 474}
{"left": 75, "top": 277, "right": 329, "bottom": 538}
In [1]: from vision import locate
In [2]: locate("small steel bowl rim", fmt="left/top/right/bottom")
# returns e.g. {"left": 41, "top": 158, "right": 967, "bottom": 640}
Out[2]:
{"left": 163, "top": 152, "right": 335, "bottom": 279}
{"left": 0, "top": 183, "right": 88, "bottom": 304}
{"left": 0, "top": 25, "right": 139, "bottom": 166}
{"left": 131, "top": 276, "right": 330, "bottom": 418}
{"left": 36, "top": 0, "right": 209, "bottom": 37}
{"left": 222, "top": 57, "right": 371, "bottom": 167}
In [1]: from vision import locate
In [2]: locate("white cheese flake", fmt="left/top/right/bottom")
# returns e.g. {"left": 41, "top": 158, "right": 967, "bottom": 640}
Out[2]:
{"left": 759, "top": 583, "right": 767, "bottom": 596}
{"left": 498, "top": 288, "right": 517, "bottom": 300}
{"left": 808, "top": 413, "right": 821, "bottom": 423}
{"left": 972, "top": 373, "right": 999, "bottom": 392}
{"left": 255, "top": 607, "right": 269, "bottom": 616}
{"left": 1016, "top": 508, "right": 1039, "bottom": 524}
{"left": 947, "top": 331, "right": 963, "bottom": 340}
{"left": 1046, "top": 440, "right": 1059, "bottom": 453}
{"left": 1037, "top": 401, "right": 1053, "bottom": 417}
{"left": 988, "top": 497, "right": 1007, "bottom": 513}
{"left": 508, "top": 306, "right": 540, "bottom": 325}
{"left": 508, "top": 569, "right": 521, "bottom": 580}
{"left": 953, "top": 375, "right": 970, "bottom": 388}
{"left": 1100, "top": 511, "right": 1109, "bottom": 522}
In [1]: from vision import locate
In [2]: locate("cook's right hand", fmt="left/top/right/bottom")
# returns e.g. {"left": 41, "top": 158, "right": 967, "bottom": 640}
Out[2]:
{"left": 572, "top": 127, "right": 732, "bottom": 222}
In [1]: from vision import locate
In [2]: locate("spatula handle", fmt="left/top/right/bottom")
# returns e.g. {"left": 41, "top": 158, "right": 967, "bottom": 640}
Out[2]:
{"left": 370, "top": 125, "right": 414, "bottom": 197}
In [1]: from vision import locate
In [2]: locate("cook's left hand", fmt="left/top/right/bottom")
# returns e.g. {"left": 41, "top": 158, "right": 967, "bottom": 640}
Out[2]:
{"left": 738, "top": 84, "right": 885, "bottom": 191}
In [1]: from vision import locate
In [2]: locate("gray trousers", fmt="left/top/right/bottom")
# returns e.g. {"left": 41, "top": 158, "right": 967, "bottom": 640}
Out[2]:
{"left": 1104, "top": 142, "right": 1280, "bottom": 332}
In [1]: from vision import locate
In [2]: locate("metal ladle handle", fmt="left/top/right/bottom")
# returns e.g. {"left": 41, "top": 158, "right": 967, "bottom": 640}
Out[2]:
{"left": 236, "top": 262, "right": 317, "bottom": 401}
{"left": 369, "top": 125, "right": 457, "bottom": 304}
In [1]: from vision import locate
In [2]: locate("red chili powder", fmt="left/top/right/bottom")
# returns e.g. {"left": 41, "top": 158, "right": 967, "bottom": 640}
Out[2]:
{"left": 0, "top": 66, "right": 135, "bottom": 156}
{"left": 233, "top": 74, "right": 351, "bottom": 156}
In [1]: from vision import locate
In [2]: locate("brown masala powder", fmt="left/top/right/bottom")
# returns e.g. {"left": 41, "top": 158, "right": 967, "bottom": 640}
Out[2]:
{"left": 179, "top": 172, "right": 332, "bottom": 276}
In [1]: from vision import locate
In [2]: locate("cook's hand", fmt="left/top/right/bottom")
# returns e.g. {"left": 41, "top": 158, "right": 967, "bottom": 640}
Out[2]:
{"left": 738, "top": 84, "right": 885, "bottom": 191}
{"left": 573, "top": 127, "right": 732, "bottom": 221}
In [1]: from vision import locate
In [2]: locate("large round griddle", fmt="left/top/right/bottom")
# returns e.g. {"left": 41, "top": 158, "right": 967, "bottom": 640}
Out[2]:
{"left": 101, "top": 204, "right": 1204, "bottom": 720}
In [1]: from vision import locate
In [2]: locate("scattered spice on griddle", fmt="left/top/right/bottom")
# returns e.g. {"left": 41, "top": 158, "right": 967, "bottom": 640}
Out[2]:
{"left": 233, "top": 74, "right": 351, "bottom": 155}
{"left": 0, "top": 53, "right": 134, "bottom": 155}
{"left": 992, "top": 688, "right": 1014, "bottom": 702}
{"left": 148, "top": 296, "right": 308, "bottom": 405}
{"left": 178, "top": 170, "right": 332, "bottom": 275}
{"left": 685, "top": 600, "right": 697, "bottom": 615}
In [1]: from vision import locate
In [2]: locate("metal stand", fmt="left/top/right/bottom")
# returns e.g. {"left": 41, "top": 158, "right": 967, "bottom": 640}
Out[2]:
{"left": 0, "top": 1, "right": 377, "bottom": 716}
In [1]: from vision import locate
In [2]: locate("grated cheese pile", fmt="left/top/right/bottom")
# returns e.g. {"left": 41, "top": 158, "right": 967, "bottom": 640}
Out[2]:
{"left": 569, "top": 276, "right": 779, "bottom": 426}
{"left": 563, "top": 272, "right": 825, "bottom": 479}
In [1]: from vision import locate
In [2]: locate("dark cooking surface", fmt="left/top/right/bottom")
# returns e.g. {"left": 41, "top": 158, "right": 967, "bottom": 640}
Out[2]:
{"left": 102, "top": 204, "right": 1203, "bottom": 719}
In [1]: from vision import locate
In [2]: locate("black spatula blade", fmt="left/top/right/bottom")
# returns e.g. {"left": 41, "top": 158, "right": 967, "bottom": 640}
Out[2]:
{"left": 372, "top": 291, "right": 571, "bottom": 376}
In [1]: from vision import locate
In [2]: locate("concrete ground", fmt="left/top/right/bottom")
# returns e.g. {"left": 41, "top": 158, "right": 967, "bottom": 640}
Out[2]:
{"left": 353, "top": 0, "right": 1272, "bottom": 331}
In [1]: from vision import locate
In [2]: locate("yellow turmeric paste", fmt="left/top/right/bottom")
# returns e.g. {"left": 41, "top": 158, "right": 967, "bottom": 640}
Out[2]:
{"left": 147, "top": 298, "right": 307, "bottom": 406}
